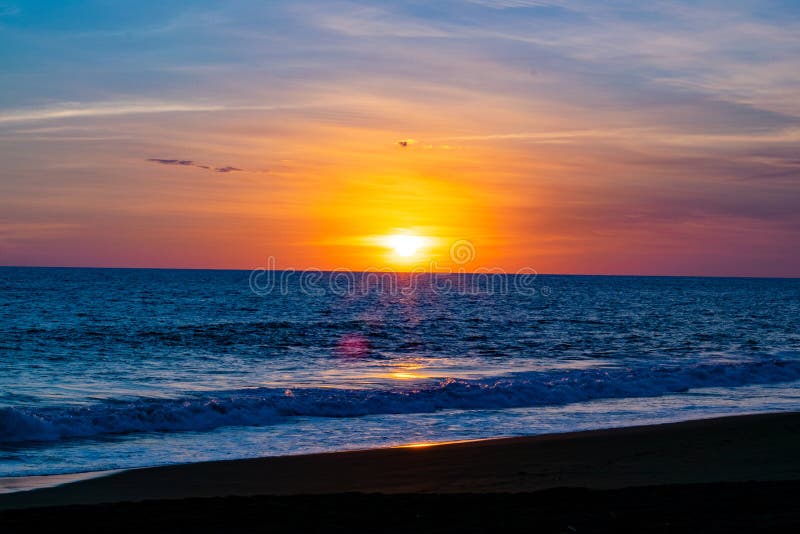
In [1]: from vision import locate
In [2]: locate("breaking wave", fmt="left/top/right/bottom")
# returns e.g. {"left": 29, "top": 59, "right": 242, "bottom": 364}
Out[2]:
{"left": 2, "top": 357, "right": 800, "bottom": 444}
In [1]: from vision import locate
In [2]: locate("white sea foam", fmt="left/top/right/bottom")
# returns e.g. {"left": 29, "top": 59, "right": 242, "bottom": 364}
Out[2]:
{"left": 3, "top": 356, "right": 799, "bottom": 444}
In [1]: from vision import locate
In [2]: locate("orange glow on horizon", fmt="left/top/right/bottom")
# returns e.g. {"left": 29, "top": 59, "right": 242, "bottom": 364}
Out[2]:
{"left": 297, "top": 136, "right": 502, "bottom": 271}
{"left": 4, "top": 89, "right": 794, "bottom": 276}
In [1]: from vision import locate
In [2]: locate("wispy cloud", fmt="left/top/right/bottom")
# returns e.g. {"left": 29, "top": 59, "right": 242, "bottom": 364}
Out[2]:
{"left": 147, "top": 159, "right": 195, "bottom": 166}
{"left": 306, "top": 5, "right": 452, "bottom": 38}
{"left": 214, "top": 166, "right": 242, "bottom": 173}
{"left": 0, "top": 102, "right": 298, "bottom": 124}
{"left": 146, "top": 158, "right": 244, "bottom": 173}
{"left": 465, "top": 0, "right": 569, "bottom": 9}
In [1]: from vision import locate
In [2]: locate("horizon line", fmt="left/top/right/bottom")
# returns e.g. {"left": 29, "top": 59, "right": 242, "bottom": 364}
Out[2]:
{"left": 1, "top": 264, "right": 797, "bottom": 280}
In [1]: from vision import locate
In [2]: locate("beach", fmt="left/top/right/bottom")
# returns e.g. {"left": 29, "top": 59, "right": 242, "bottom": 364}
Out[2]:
{"left": 4, "top": 0, "right": 800, "bottom": 530}
{"left": 1, "top": 412, "right": 798, "bottom": 531}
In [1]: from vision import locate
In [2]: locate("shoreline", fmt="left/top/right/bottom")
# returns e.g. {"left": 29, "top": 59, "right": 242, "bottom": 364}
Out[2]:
{"left": 1, "top": 411, "right": 798, "bottom": 511}
{"left": 0, "top": 438, "right": 499, "bottom": 495}
{"left": 0, "top": 470, "right": 124, "bottom": 495}
{"left": 0, "top": 409, "right": 787, "bottom": 494}
{"left": 2, "top": 407, "right": 792, "bottom": 485}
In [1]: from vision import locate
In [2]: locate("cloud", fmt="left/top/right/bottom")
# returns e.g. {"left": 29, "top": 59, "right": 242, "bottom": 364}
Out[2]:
{"left": 465, "top": 0, "right": 568, "bottom": 9}
{"left": 0, "top": 102, "right": 228, "bottom": 124}
{"left": 146, "top": 159, "right": 244, "bottom": 173}
{"left": 0, "top": 101, "right": 300, "bottom": 124}
{"left": 147, "top": 158, "right": 195, "bottom": 166}
{"left": 311, "top": 6, "right": 452, "bottom": 38}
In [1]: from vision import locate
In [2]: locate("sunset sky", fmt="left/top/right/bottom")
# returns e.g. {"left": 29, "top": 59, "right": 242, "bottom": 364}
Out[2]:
{"left": 1, "top": 1, "right": 799, "bottom": 276}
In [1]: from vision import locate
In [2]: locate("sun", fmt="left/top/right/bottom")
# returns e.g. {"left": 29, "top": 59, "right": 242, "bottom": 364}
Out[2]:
{"left": 386, "top": 234, "right": 424, "bottom": 258}
{"left": 372, "top": 232, "right": 435, "bottom": 263}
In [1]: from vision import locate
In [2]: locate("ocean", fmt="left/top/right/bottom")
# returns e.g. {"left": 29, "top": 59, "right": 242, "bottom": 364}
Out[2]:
{"left": 1, "top": 267, "right": 799, "bottom": 477}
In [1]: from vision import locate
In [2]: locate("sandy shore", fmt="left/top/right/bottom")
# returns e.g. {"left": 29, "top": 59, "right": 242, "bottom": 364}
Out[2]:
{"left": 1, "top": 412, "right": 799, "bottom": 531}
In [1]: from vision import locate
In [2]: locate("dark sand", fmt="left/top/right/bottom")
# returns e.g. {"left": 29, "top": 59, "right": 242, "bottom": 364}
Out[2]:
{"left": 1, "top": 412, "right": 799, "bottom": 532}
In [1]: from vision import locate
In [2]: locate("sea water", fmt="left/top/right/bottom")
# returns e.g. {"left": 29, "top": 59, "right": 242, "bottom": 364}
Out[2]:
{"left": 1, "top": 267, "right": 798, "bottom": 476}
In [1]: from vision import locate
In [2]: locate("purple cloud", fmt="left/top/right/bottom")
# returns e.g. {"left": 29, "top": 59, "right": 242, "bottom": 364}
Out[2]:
{"left": 147, "top": 159, "right": 244, "bottom": 173}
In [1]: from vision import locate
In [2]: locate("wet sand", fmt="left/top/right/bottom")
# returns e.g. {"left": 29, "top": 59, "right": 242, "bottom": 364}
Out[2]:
{"left": 1, "top": 412, "right": 799, "bottom": 532}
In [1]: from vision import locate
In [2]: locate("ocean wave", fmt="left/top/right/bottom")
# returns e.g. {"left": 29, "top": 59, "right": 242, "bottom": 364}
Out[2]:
{"left": 2, "top": 357, "right": 800, "bottom": 444}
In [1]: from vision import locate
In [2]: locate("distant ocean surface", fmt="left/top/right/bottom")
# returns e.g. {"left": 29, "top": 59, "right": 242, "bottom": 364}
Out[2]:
{"left": 1, "top": 267, "right": 799, "bottom": 477}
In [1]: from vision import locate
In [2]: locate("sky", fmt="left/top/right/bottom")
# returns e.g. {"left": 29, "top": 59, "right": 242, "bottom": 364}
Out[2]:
{"left": 1, "top": 0, "right": 799, "bottom": 276}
